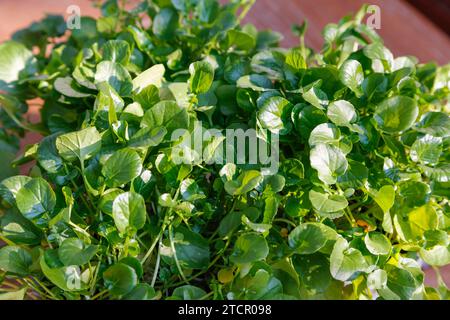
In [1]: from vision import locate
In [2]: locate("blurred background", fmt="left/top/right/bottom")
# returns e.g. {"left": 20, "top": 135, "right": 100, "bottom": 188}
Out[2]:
{"left": 0, "top": 0, "right": 449, "bottom": 287}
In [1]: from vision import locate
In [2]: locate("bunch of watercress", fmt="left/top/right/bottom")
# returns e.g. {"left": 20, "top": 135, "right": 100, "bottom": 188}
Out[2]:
{"left": 0, "top": 0, "right": 449, "bottom": 300}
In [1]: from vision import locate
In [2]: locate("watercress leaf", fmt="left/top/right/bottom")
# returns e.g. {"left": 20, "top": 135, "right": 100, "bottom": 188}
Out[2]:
{"left": 102, "top": 39, "right": 131, "bottom": 65}
{"left": 123, "top": 283, "right": 156, "bottom": 300}
{"left": 310, "top": 143, "right": 348, "bottom": 184}
{"left": 58, "top": 238, "right": 98, "bottom": 266}
{"left": 330, "top": 237, "right": 368, "bottom": 281}
{"left": 288, "top": 223, "right": 338, "bottom": 254}
{"left": 55, "top": 127, "right": 101, "bottom": 162}
{"left": 95, "top": 61, "right": 133, "bottom": 96}
{"left": 230, "top": 232, "right": 269, "bottom": 264}
{"left": 0, "top": 41, "right": 37, "bottom": 84}
{"left": 40, "top": 256, "right": 87, "bottom": 291}
{"left": 16, "top": 177, "right": 56, "bottom": 221}
{"left": 257, "top": 96, "right": 293, "bottom": 135}
{"left": 309, "top": 190, "right": 348, "bottom": 213}
{"left": 364, "top": 232, "right": 391, "bottom": 255}
{"left": 172, "top": 285, "right": 207, "bottom": 300}
{"left": 103, "top": 262, "right": 138, "bottom": 296}
{"left": 102, "top": 148, "right": 143, "bottom": 188}
{"left": 112, "top": 191, "right": 146, "bottom": 234}
{"left": 152, "top": 7, "right": 179, "bottom": 40}
{"left": 54, "top": 77, "right": 92, "bottom": 98}
{"left": 224, "top": 170, "right": 262, "bottom": 195}
{"left": 132, "top": 64, "right": 165, "bottom": 94}
{"left": 0, "top": 175, "right": 32, "bottom": 206}
{"left": 339, "top": 59, "right": 364, "bottom": 96}
{"left": 327, "top": 100, "right": 357, "bottom": 126}
{"left": 419, "top": 245, "right": 450, "bottom": 267}
{"left": 308, "top": 123, "right": 340, "bottom": 147}
{"left": 410, "top": 134, "right": 442, "bottom": 165}
{"left": 141, "top": 100, "right": 189, "bottom": 136}
{"left": 373, "top": 96, "right": 418, "bottom": 133}
{"left": 0, "top": 246, "right": 32, "bottom": 275}
{"left": 415, "top": 112, "right": 450, "bottom": 138}
{"left": 189, "top": 61, "right": 215, "bottom": 94}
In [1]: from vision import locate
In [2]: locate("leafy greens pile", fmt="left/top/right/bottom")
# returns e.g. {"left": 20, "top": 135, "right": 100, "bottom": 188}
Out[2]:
{"left": 0, "top": 0, "right": 449, "bottom": 300}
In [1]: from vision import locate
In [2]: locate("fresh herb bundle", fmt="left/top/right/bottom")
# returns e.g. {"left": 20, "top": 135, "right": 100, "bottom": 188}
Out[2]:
{"left": 0, "top": 0, "right": 449, "bottom": 300}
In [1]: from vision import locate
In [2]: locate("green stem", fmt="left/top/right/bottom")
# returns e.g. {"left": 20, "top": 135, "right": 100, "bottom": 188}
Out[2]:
{"left": 151, "top": 237, "right": 162, "bottom": 287}
{"left": 169, "top": 225, "right": 188, "bottom": 283}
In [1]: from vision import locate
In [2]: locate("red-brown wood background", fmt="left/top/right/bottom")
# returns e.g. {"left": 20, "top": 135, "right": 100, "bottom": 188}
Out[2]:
{"left": 0, "top": 0, "right": 449, "bottom": 288}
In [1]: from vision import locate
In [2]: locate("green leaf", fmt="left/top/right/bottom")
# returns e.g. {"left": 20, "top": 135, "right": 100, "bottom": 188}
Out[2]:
{"left": 112, "top": 191, "right": 146, "bottom": 234}
{"left": 162, "top": 226, "right": 210, "bottom": 269}
{"left": 369, "top": 185, "right": 395, "bottom": 213}
{"left": 367, "top": 269, "right": 387, "bottom": 290}
{"left": 54, "top": 77, "right": 91, "bottom": 98}
{"left": 310, "top": 143, "right": 348, "bottom": 184}
{"left": 141, "top": 100, "right": 189, "bottom": 136}
{"left": 102, "top": 39, "right": 131, "bottom": 65}
{"left": 410, "top": 134, "right": 442, "bottom": 165}
{"left": 95, "top": 61, "right": 132, "bottom": 96}
{"left": 16, "top": 177, "right": 56, "bottom": 221}
{"left": 0, "top": 287, "right": 27, "bottom": 300}
{"left": 132, "top": 64, "right": 165, "bottom": 93}
{"left": 226, "top": 29, "right": 256, "bottom": 51}
{"left": 288, "top": 223, "right": 338, "bottom": 254}
{"left": 123, "top": 283, "right": 156, "bottom": 300}
{"left": 330, "top": 237, "right": 368, "bottom": 281}
{"left": 398, "top": 180, "right": 430, "bottom": 207}
{"left": 152, "top": 7, "right": 179, "bottom": 40}
{"left": 327, "top": 100, "right": 357, "bottom": 126}
{"left": 102, "top": 148, "right": 143, "bottom": 188}
{"left": 309, "top": 190, "right": 348, "bottom": 213}
{"left": 172, "top": 285, "right": 207, "bottom": 300}
{"left": 257, "top": 96, "right": 293, "bottom": 135}
{"left": 230, "top": 233, "right": 269, "bottom": 264}
{"left": 0, "top": 41, "right": 37, "bottom": 84}
{"left": 415, "top": 112, "right": 450, "bottom": 138}
{"left": 40, "top": 256, "right": 87, "bottom": 291}
{"left": 419, "top": 245, "right": 450, "bottom": 267}
{"left": 55, "top": 127, "right": 101, "bottom": 162}
{"left": 308, "top": 123, "right": 340, "bottom": 147}
{"left": 339, "top": 59, "right": 364, "bottom": 96}
{"left": 0, "top": 175, "right": 32, "bottom": 206}
{"left": 224, "top": 170, "right": 262, "bottom": 196}
{"left": 0, "top": 246, "right": 32, "bottom": 275}
{"left": 58, "top": 238, "right": 98, "bottom": 266}
{"left": 103, "top": 263, "right": 138, "bottom": 296}
{"left": 374, "top": 96, "right": 418, "bottom": 133}
{"left": 188, "top": 61, "right": 215, "bottom": 94}
{"left": 364, "top": 232, "right": 391, "bottom": 255}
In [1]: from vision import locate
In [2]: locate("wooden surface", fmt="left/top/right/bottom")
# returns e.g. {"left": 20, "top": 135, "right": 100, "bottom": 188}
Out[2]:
{"left": 0, "top": 0, "right": 449, "bottom": 63}
{"left": 0, "top": 0, "right": 449, "bottom": 287}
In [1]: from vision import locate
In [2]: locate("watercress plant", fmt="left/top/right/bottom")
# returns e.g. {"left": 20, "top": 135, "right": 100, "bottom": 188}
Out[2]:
{"left": 0, "top": 0, "right": 449, "bottom": 300}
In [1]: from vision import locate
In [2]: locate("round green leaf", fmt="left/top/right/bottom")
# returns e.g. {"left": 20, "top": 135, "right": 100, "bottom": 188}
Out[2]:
{"left": 327, "top": 100, "right": 357, "bottom": 126}
{"left": 16, "top": 177, "right": 56, "bottom": 221}
{"left": 102, "top": 148, "right": 143, "bottom": 188}
{"left": 339, "top": 59, "right": 364, "bottom": 96}
{"left": 330, "top": 237, "right": 368, "bottom": 281}
{"left": 95, "top": 61, "right": 132, "bottom": 96}
{"left": 309, "top": 190, "right": 348, "bottom": 213}
{"left": 58, "top": 238, "right": 98, "bottom": 266}
{"left": 257, "top": 96, "right": 293, "bottom": 135}
{"left": 0, "top": 246, "right": 32, "bottom": 275}
{"left": 415, "top": 111, "right": 450, "bottom": 138}
{"left": 230, "top": 233, "right": 269, "bottom": 264}
{"left": 55, "top": 127, "right": 102, "bottom": 162}
{"left": 224, "top": 170, "right": 262, "bottom": 196}
{"left": 103, "top": 263, "right": 138, "bottom": 296}
{"left": 374, "top": 96, "right": 418, "bottom": 133}
{"left": 310, "top": 143, "right": 348, "bottom": 185}
{"left": 410, "top": 134, "right": 442, "bottom": 165}
{"left": 112, "top": 191, "right": 146, "bottom": 234}
{"left": 288, "top": 223, "right": 338, "bottom": 254}
{"left": 308, "top": 123, "right": 340, "bottom": 147}
{"left": 0, "top": 41, "right": 37, "bottom": 84}
{"left": 364, "top": 232, "right": 391, "bottom": 255}
{"left": 189, "top": 61, "right": 214, "bottom": 94}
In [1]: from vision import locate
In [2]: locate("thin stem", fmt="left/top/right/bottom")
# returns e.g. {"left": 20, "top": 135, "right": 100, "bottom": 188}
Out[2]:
{"left": 141, "top": 225, "right": 166, "bottom": 264}
{"left": 151, "top": 238, "right": 162, "bottom": 287}
{"left": 169, "top": 225, "right": 188, "bottom": 283}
